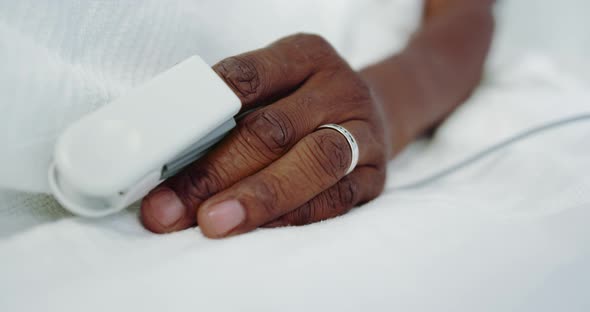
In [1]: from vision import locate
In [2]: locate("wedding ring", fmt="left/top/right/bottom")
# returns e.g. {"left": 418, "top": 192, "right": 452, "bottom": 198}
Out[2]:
{"left": 317, "top": 124, "right": 359, "bottom": 175}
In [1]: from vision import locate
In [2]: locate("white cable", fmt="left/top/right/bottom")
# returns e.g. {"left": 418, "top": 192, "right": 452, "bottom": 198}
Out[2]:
{"left": 390, "top": 113, "right": 590, "bottom": 191}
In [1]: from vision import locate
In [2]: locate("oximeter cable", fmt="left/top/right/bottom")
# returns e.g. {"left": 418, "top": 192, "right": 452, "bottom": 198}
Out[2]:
{"left": 390, "top": 113, "right": 590, "bottom": 191}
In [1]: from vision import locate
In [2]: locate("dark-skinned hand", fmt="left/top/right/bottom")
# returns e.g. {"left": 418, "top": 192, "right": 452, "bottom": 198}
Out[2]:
{"left": 140, "top": 34, "right": 389, "bottom": 238}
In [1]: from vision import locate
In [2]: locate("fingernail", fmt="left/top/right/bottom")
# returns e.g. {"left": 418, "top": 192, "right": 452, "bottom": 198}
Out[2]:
{"left": 144, "top": 188, "right": 186, "bottom": 229}
{"left": 203, "top": 200, "right": 245, "bottom": 237}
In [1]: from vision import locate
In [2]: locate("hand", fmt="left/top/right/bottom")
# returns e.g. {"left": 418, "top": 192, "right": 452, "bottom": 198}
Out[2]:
{"left": 140, "top": 33, "right": 390, "bottom": 238}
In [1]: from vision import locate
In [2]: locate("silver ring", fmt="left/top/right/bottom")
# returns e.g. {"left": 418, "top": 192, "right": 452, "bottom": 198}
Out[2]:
{"left": 317, "top": 124, "right": 359, "bottom": 175}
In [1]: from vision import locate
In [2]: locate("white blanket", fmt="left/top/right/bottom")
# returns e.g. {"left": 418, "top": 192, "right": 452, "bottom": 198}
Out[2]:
{"left": 1, "top": 1, "right": 590, "bottom": 311}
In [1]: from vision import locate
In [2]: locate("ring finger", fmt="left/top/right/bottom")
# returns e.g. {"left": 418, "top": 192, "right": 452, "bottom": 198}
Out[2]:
{"left": 196, "top": 119, "right": 382, "bottom": 238}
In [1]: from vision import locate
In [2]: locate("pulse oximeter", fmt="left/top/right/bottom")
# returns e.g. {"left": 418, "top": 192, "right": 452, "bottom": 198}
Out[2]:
{"left": 48, "top": 55, "right": 241, "bottom": 217}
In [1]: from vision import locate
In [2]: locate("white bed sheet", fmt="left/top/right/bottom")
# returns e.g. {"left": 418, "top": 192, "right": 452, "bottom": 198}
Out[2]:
{"left": 2, "top": 1, "right": 590, "bottom": 311}
{"left": 1, "top": 53, "right": 589, "bottom": 311}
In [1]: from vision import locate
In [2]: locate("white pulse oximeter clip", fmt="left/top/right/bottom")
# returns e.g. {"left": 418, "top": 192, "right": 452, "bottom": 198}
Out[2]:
{"left": 48, "top": 56, "right": 241, "bottom": 217}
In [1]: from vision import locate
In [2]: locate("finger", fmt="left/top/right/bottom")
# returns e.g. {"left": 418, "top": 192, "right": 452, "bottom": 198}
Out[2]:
{"left": 196, "top": 120, "right": 382, "bottom": 238}
{"left": 212, "top": 33, "right": 342, "bottom": 110}
{"left": 262, "top": 166, "right": 385, "bottom": 228}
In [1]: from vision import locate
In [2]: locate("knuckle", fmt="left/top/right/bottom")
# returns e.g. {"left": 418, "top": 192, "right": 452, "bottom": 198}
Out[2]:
{"left": 329, "top": 176, "right": 358, "bottom": 211}
{"left": 343, "top": 80, "right": 374, "bottom": 118}
{"left": 241, "top": 110, "right": 297, "bottom": 159}
{"left": 289, "top": 202, "right": 315, "bottom": 226}
{"left": 213, "top": 56, "right": 263, "bottom": 100}
{"left": 311, "top": 132, "right": 351, "bottom": 179}
{"left": 292, "top": 33, "right": 330, "bottom": 49}
{"left": 313, "top": 71, "right": 374, "bottom": 120}
{"left": 293, "top": 90, "right": 326, "bottom": 115}
{"left": 339, "top": 75, "right": 373, "bottom": 108}
{"left": 173, "top": 164, "right": 225, "bottom": 206}
{"left": 287, "top": 33, "right": 340, "bottom": 67}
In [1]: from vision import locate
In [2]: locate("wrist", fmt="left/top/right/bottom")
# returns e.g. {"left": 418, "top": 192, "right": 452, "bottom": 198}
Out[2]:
{"left": 360, "top": 53, "right": 426, "bottom": 157}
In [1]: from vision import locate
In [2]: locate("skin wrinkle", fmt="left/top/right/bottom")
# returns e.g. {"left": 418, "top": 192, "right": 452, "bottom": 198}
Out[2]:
{"left": 292, "top": 202, "right": 313, "bottom": 226}
{"left": 230, "top": 130, "right": 269, "bottom": 169}
{"left": 306, "top": 132, "right": 350, "bottom": 181}
{"left": 292, "top": 144, "right": 327, "bottom": 191}
{"left": 183, "top": 166, "right": 222, "bottom": 204}
{"left": 336, "top": 176, "right": 357, "bottom": 210}
{"left": 238, "top": 120, "right": 282, "bottom": 163}
{"left": 232, "top": 130, "right": 270, "bottom": 168}
{"left": 266, "top": 113, "right": 290, "bottom": 148}
{"left": 325, "top": 182, "right": 345, "bottom": 211}
{"left": 215, "top": 56, "right": 262, "bottom": 99}
{"left": 244, "top": 110, "right": 295, "bottom": 155}
{"left": 324, "top": 135, "right": 348, "bottom": 172}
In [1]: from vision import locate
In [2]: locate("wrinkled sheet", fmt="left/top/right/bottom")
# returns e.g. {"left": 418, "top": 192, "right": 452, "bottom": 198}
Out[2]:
{"left": 0, "top": 0, "right": 422, "bottom": 192}
{"left": 2, "top": 1, "right": 590, "bottom": 311}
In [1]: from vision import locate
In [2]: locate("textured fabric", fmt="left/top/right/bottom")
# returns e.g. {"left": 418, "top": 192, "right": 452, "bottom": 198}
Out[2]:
{"left": 0, "top": 0, "right": 423, "bottom": 192}
{"left": 492, "top": 0, "right": 590, "bottom": 82}
{"left": 2, "top": 1, "right": 590, "bottom": 311}
{"left": 1, "top": 57, "right": 589, "bottom": 311}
